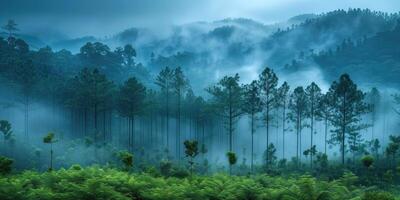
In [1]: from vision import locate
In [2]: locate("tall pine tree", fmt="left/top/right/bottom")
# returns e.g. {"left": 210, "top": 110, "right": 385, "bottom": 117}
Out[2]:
{"left": 329, "top": 74, "right": 369, "bottom": 166}
{"left": 243, "top": 80, "right": 262, "bottom": 172}
{"left": 258, "top": 67, "right": 278, "bottom": 164}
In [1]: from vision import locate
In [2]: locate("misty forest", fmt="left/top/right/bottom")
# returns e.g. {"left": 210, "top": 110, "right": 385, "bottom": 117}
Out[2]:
{"left": 2, "top": 6, "right": 400, "bottom": 200}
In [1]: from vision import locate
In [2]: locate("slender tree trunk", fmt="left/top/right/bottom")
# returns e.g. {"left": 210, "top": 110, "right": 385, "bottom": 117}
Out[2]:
{"left": 109, "top": 110, "right": 112, "bottom": 141}
{"left": 150, "top": 113, "right": 153, "bottom": 149}
{"left": 94, "top": 104, "right": 98, "bottom": 160}
{"left": 202, "top": 121, "right": 205, "bottom": 161}
{"left": 229, "top": 86, "right": 233, "bottom": 152}
{"left": 177, "top": 91, "right": 181, "bottom": 160}
{"left": 342, "top": 95, "right": 346, "bottom": 166}
{"left": 310, "top": 100, "right": 314, "bottom": 169}
{"left": 25, "top": 101, "right": 29, "bottom": 141}
{"left": 282, "top": 102, "right": 286, "bottom": 159}
{"left": 299, "top": 115, "right": 302, "bottom": 164}
{"left": 3, "top": 135, "right": 7, "bottom": 156}
{"left": 229, "top": 104, "right": 233, "bottom": 152}
{"left": 50, "top": 143, "right": 53, "bottom": 170}
{"left": 103, "top": 110, "right": 106, "bottom": 142}
{"left": 266, "top": 93, "right": 270, "bottom": 166}
{"left": 166, "top": 90, "right": 169, "bottom": 152}
{"left": 132, "top": 116, "right": 135, "bottom": 152}
{"left": 94, "top": 103, "right": 98, "bottom": 136}
{"left": 84, "top": 109, "right": 88, "bottom": 137}
{"left": 296, "top": 110, "right": 300, "bottom": 166}
{"left": 324, "top": 117, "right": 328, "bottom": 155}
{"left": 251, "top": 112, "right": 254, "bottom": 173}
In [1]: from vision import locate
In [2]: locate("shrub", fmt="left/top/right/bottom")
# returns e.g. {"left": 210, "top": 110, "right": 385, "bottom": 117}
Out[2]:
{"left": 361, "top": 155, "right": 374, "bottom": 168}
{"left": 70, "top": 164, "right": 82, "bottom": 170}
{"left": 160, "top": 159, "right": 172, "bottom": 176}
{"left": 118, "top": 151, "right": 133, "bottom": 171}
{"left": 0, "top": 156, "right": 13, "bottom": 175}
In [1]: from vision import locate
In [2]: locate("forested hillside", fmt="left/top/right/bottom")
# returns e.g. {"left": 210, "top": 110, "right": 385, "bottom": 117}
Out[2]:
{"left": 315, "top": 22, "right": 400, "bottom": 86}
{"left": 264, "top": 9, "right": 399, "bottom": 66}
{"left": 284, "top": 21, "right": 400, "bottom": 87}
{"left": 9, "top": 9, "right": 400, "bottom": 88}
{"left": 1, "top": 7, "right": 400, "bottom": 200}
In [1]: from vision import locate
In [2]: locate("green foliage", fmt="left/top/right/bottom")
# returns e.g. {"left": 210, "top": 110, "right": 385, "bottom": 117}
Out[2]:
{"left": 226, "top": 151, "right": 237, "bottom": 166}
{"left": 43, "top": 132, "right": 55, "bottom": 144}
{"left": 118, "top": 151, "right": 133, "bottom": 171}
{"left": 361, "top": 155, "right": 374, "bottom": 168}
{"left": 0, "top": 120, "right": 12, "bottom": 140}
{"left": 184, "top": 140, "right": 199, "bottom": 175}
{"left": 0, "top": 156, "right": 13, "bottom": 175}
{"left": 159, "top": 159, "right": 190, "bottom": 178}
{"left": 43, "top": 132, "right": 57, "bottom": 171}
{"left": 160, "top": 159, "right": 172, "bottom": 176}
{"left": 207, "top": 74, "right": 243, "bottom": 152}
{"left": 288, "top": 86, "right": 308, "bottom": 163}
{"left": 0, "top": 167, "right": 387, "bottom": 200}
{"left": 362, "top": 191, "right": 395, "bottom": 200}
{"left": 328, "top": 74, "right": 369, "bottom": 165}
{"left": 314, "top": 153, "right": 329, "bottom": 173}
{"left": 303, "top": 145, "right": 317, "bottom": 157}
{"left": 70, "top": 164, "right": 82, "bottom": 171}
{"left": 184, "top": 140, "right": 199, "bottom": 158}
{"left": 264, "top": 143, "right": 277, "bottom": 166}
{"left": 338, "top": 172, "right": 359, "bottom": 189}
{"left": 116, "top": 77, "right": 146, "bottom": 118}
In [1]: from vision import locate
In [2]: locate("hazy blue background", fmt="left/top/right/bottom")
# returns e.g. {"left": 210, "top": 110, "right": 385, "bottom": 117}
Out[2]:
{"left": 1, "top": 0, "right": 399, "bottom": 37}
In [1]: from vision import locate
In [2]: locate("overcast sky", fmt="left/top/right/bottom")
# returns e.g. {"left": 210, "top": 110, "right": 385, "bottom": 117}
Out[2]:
{"left": 1, "top": 0, "right": 399, "bottom": 37}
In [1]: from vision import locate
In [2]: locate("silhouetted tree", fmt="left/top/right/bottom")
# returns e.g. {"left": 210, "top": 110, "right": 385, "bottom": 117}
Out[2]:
{"left": 367, "top": 139, "right": 381, "bottom": 160}
{"left": 0, "top": 120, "right": 12, "bottom": 155}
{"left": 118, "top": 151, "right": 133, "bottom": 171}
{"left": 305, "top": 82, "right": 322, "bottom": 168}
{"left": 366, "top": 87, "right": 380, "bottom": 139}
{"left": 79, "top": 42, "right": 112, "bottom": 67}
{"left": 0, "top": 156, "right": 13, "bottom": 175}
{"left": 2, "top": 20, "right": 18, "bottom": 37}
{"left": 264, "top": 143, "right": 277, "bottom": 168}
{"left": 318, "top": 93, "right": 334, "bottom": 155}
{"left": 288, "top": 86, "right": 307, "bottom": 165}
{"left": 361, "top": 155, "right": 374, "bottom": 169}
{"left": 329, "top": 74, "right": 369, "bottom": 165}
{"left": 242, "top": 80, "right": 262, "bottom": 172}
{"left": 122, "top": 44, "right": 136, "bottom": 67}
{"left": 276, "top": 82, "right": 290, "bottom": 159}
{"left": 43, "top": 132, "right": 57, "bottom": 171}
{"left": 184, "top": 140, "right": 199, "bottom": 176}
{"left": 303, "top": 145, "right": 317, "bottom": 167}
{"left": 259, "top": 67, "right": 278, "bottom": 164}
{"left": 386, "top": 135, "right": 400, "bottom": 170}
{"left": 117, "top": 77, "right": 146, "bottom": 152}
{"left": 173, "top": 67, "right": 188, "bottom": 160}
{"left": 226, "top": 151, "right": 237, "bottom": 175}
{"left": 207, "top": 74, "right": 243, "bottom": 153}
{"left": 155, "top": 67, "right": 174, "bottom": 151}
{"left": 12, "top": 59, "right": 38, "bottom": 140}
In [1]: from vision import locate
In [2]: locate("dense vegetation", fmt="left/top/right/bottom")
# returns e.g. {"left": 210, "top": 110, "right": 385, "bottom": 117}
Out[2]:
{"left": 284, "top": 18, "right": 400, "bottom": 87}
{"left": 0, "top": 166, "right": 399, "bottom": 200}
{"left": 1, "top": 8, "right": 400, "bottom": 199}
